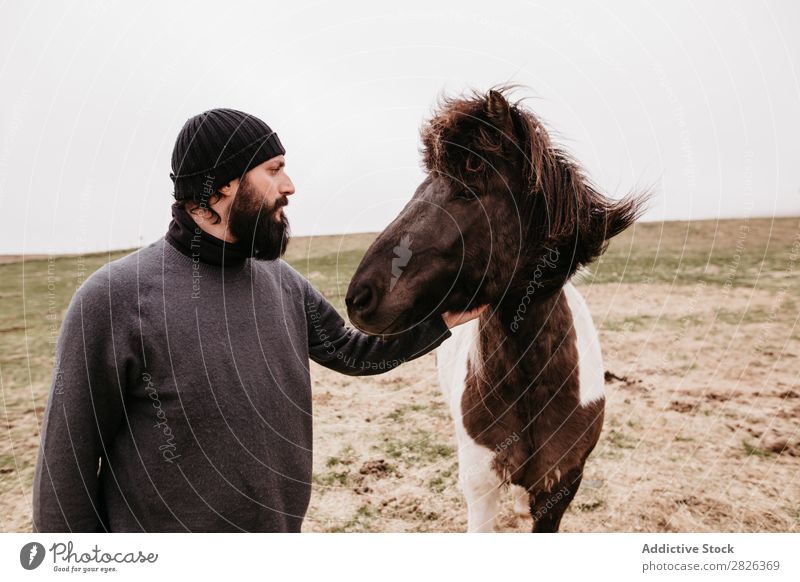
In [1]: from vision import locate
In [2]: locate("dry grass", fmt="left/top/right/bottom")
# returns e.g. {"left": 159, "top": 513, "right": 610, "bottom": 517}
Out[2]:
{"left": 304, "top": 280, "right": 800, "bottom": 532}
{"left": 1, "top": 217, "right": 799, "bottom": 532}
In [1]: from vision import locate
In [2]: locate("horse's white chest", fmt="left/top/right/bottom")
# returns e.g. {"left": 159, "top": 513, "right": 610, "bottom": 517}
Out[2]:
{"left": 436, "top": 318, "right": 478, "bottom": 418}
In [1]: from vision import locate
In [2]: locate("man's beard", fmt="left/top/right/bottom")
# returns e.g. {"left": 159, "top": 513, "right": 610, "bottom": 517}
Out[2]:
{"left": 228, "top": 178, "right": 290, "bottom": 261}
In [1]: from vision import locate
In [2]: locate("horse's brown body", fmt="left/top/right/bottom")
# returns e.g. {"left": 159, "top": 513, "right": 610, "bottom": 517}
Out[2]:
{"left": 454, "top": 285, "right": 604, "bottom": 531}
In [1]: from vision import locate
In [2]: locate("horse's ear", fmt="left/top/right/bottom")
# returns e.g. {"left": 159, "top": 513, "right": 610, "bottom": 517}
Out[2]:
{"left": 485, "top": 90, "right": 511, "bottom": 129}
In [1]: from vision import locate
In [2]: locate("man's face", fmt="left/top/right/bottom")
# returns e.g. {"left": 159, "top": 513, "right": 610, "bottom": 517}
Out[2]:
{"left": 228, "top": 155, "right": 295, "bottom": 260}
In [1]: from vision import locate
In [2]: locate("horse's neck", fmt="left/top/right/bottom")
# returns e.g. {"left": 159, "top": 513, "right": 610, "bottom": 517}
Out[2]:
{"left": 473, "top": 287, "right": 568, "bottom": 392}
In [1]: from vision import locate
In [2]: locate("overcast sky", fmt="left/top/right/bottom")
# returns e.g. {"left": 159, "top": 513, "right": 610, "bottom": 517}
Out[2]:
{"left": 1, "top": 0, "right": 798, "bottom": 254}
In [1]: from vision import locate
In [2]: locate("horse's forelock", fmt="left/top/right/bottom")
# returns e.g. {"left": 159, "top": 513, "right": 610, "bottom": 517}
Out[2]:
{"left": 420, "top": 89, "right": 510, "bottom": 177}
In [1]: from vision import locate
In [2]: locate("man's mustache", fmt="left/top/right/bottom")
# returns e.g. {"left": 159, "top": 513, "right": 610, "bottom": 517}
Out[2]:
{"left": 250, "top": 196, "right": 288, "bottom": 221}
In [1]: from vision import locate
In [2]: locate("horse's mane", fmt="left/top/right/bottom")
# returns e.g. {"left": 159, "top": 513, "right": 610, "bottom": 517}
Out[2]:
{"left": 419, "top": 86, "right": 648, "bottom": 281}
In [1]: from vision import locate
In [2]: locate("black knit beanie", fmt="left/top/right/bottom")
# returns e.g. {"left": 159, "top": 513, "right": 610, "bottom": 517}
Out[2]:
{"left": 170, "top": 108, "right": 285, "bottom": 203}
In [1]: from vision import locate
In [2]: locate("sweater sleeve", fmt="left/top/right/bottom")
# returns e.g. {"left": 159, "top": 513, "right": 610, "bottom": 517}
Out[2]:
{"left": 303, "top": 278, "right": 451, "bottom": 376}
{"left": 32, "top": 268, "right": 130, "bottom": 532}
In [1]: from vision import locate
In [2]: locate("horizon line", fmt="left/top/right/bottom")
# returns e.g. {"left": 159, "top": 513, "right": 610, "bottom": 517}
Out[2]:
{"left": 2, "top": 213, "right": 798, "bottom": 259}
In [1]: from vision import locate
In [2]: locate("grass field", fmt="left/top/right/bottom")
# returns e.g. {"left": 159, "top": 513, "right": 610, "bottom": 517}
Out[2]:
{"left": 1, "top": 217, "right": 799, "bottom": 532}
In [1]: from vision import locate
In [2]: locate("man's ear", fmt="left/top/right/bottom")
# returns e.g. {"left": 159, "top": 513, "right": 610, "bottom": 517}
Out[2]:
{"left": 218, "top": 179, "right": 239, "bottom": 198}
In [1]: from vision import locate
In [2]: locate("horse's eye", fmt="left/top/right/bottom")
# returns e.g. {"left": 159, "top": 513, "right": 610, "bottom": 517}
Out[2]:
{"left": 454, "top": 188, "right": 478, "bottom": 201}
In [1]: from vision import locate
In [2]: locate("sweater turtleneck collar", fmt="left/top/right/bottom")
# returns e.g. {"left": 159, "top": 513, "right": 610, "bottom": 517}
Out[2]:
{"left": 165, "top": 203, "right": 251, "bottom": 268}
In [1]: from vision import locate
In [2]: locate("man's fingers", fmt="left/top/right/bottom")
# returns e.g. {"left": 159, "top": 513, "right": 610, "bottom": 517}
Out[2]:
{"left": 470, "top": 304, "right": 488, "bottom": 317}
{"left": 442, "top": 304, "right": 489, "bottom": 328}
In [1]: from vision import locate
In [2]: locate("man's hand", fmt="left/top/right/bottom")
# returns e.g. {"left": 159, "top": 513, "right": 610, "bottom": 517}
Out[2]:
{"left": 442, "top": 305, "right": 488, "bottom": 329}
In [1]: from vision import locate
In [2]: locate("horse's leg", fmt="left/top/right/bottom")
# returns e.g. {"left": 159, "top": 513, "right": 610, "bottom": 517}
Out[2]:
{"left": 457, "top": 437, "right": 502, "bottom": 532}
{"left": 530, "top": 468, "right": 583, "bottom": 533}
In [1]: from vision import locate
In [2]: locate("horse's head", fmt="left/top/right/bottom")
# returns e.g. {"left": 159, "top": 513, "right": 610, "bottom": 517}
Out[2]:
{"left": 346, "top": 88, "right": 645, "bottom": 334}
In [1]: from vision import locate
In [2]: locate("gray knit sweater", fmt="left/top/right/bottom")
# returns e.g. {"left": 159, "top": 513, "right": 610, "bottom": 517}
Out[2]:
{"left": 32, "top": 237, "right": 450, "bottom": 532}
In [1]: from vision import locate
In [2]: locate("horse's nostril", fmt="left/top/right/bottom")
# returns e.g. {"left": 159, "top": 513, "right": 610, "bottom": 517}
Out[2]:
{"left": 346, "top": 283, "right": 377, "bottom": 316}
{"left": 350, "top": 285, "right": 373, "bottom": 309}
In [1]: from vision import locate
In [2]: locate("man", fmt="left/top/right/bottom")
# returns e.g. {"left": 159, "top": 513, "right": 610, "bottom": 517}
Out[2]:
{"left": 32, "top": 109, "right": 483, "bottom": 532}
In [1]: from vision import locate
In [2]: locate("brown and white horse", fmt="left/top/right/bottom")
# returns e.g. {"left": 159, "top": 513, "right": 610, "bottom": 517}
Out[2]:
{"left": 346, "top": 88, "right": 645, "bottom": 532}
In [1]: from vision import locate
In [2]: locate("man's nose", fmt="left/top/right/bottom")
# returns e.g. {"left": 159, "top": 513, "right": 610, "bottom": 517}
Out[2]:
{"left": 283, "top": 175, "right": 295, "bottom": 196}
